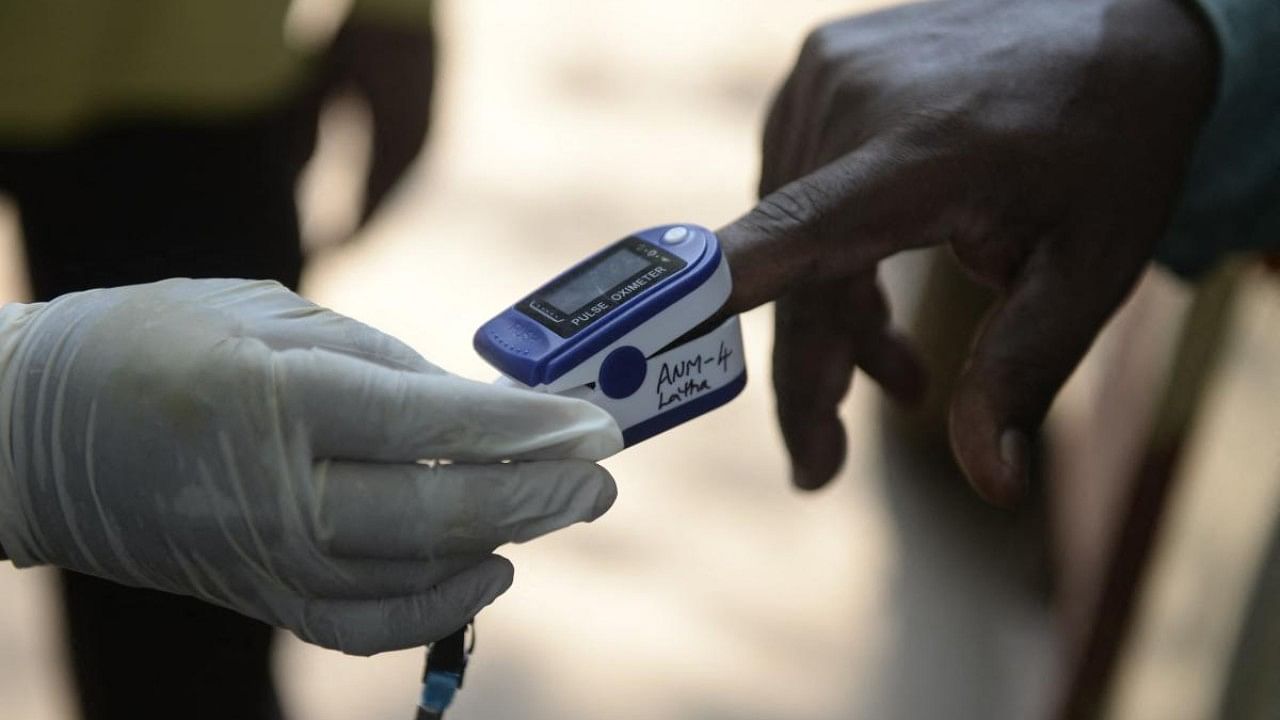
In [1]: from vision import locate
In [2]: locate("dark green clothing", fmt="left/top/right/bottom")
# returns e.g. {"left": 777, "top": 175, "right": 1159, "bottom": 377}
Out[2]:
{"left": 1161, "top": 0, "right": 1280, "bottom": 276}
{"left": 0, "top": 0, "right": 432, "bottom": 143}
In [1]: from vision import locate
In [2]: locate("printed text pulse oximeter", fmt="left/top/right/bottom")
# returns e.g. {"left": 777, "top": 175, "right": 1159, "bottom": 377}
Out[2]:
{"left": 474, "top": 224, "right": 747, "bottom": 446}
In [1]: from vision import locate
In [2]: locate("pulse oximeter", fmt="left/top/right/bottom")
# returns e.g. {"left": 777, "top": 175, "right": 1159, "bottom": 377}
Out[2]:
{"left": 474, "top": 224, "right": 746, "bottom": 446}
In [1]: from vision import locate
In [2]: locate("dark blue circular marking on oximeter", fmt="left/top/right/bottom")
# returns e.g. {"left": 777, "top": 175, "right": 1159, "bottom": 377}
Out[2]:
{"left": 598, "top": 346, "right": 647, "bottom": 399}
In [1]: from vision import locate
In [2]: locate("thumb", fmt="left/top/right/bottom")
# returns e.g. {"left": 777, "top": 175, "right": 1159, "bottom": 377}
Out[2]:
{"left": 948, "top": 238, "right": 1144, "bottom": 506}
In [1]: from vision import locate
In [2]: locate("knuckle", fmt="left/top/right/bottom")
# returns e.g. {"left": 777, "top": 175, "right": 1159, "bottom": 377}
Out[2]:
{"left": 798, "top": 24, "right": 839, "bottom": 66}
{"left": 894, "top": 105, "right": 968, "bottom": 146}
{"left": 756, "top": 181, "right": 824, "bottom": 231}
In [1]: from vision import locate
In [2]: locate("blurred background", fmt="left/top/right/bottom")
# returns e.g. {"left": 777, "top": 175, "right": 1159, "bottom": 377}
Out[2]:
{"left": 0, "top": 1, "right": 1277, "bottom": 719}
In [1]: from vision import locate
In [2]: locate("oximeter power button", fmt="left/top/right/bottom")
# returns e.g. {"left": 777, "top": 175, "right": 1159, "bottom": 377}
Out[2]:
{"left": 661, "top": 226, "right": 689, "bottom": 244}
{"left": 598, "top": 346, "right": 648, "bottom": 399}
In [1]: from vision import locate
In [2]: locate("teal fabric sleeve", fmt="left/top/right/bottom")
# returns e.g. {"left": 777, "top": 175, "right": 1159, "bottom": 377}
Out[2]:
{"left": 1158, "top": 0, "right": 1280, "bottom": 278}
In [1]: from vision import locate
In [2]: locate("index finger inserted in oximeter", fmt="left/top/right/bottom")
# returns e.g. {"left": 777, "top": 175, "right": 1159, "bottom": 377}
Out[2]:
{"left": 474, "top": 224, "right": 746, "bottom": 446}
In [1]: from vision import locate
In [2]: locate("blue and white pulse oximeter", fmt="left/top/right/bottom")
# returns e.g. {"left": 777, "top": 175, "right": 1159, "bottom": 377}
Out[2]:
{"left": 474, "top": 224, "right": 747, "bottom": 446}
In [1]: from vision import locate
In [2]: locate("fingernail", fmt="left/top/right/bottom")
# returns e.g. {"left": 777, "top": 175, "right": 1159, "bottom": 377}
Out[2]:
{"left": 999, "top": 428, "right": 1029, "bottom": 502}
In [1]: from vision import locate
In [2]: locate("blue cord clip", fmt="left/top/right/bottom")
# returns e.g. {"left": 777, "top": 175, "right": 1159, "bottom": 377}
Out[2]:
{"left": 420, "top": 670, "right": 463, "bottom": 713}
{"left": 416, "top": 622, "right": 473, "bottom": 719}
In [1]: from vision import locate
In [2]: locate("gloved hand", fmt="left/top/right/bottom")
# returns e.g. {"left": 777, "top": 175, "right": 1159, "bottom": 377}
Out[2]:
{"left": 719, "top": 0, "right": 1216, "bottom": 504}
{"left": 0, "top": 279, "right": 621, "bottom": 655}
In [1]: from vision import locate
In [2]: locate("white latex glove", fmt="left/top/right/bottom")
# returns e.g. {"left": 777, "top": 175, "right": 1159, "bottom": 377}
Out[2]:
{"left": 0, "top": 279, "right": 621, "bottom": 655}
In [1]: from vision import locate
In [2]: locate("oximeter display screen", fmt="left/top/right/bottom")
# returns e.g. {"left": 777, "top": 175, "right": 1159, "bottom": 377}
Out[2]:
{"left": 518, "top": 237, "right": 687, "bottom": 339}
{"left": 543, "top": 248, "right": 650, "bottom": 315}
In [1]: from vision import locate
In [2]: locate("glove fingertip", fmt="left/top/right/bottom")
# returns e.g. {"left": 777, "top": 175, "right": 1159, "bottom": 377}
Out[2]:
{"left": 476, "top": 555, "right": 515, "bottom": 605}
{"left": 587, "top": 466, "right": 619, "bottom": 520}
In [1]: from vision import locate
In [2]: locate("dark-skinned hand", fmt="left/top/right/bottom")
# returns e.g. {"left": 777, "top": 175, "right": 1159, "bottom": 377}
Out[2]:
{"left": 718, "top": 0, "right": 1217, "bottom": 505}
{"left": 323, "top": 17, "right": 437, "bottom": 225}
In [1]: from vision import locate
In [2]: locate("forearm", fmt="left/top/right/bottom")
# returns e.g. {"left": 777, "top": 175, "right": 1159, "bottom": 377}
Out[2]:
{"left": 1160, "top": 0, "right": 1280, "bottom": 276}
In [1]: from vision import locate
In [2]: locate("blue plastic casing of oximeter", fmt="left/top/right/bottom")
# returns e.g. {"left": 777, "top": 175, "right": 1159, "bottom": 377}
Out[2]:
{"left": 474, "top": 225, "right": 723, "bottom": 388}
